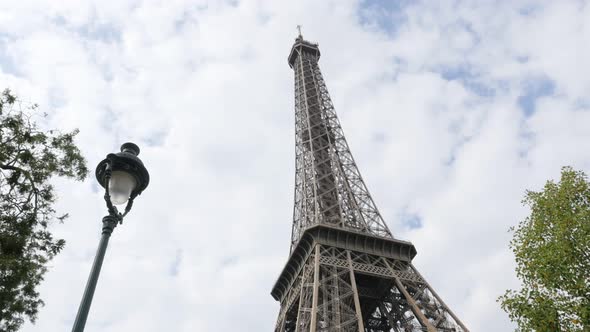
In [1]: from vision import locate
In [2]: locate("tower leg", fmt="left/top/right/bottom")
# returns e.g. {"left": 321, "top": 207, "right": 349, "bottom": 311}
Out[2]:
{"left": 346, "top": 251, "right": 365, "bottom": 332}
{"left": 409, "top": 264, "right": 470, "bottom": 332}
{"left": 310, "top": 245, "right": 321, "bottom": 331}
{"left": 382, "top": 258, "right": 436, "bottom": 332}
{"left": 295, "top": 246, "right": 317, "bottom": 332}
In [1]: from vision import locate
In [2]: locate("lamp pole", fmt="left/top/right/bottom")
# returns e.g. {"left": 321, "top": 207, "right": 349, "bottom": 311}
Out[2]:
{"left": 71, "top": 143, "right": 150, "bottom": 332}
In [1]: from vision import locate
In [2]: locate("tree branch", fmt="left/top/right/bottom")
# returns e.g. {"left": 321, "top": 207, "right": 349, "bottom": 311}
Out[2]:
{"left": 0, "top": 163, "right": 39, "bottom": 215}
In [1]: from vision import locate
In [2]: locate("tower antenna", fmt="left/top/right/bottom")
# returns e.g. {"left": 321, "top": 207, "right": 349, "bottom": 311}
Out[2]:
{"left": 296, "top": 24, "right": 302, "bottom": 38}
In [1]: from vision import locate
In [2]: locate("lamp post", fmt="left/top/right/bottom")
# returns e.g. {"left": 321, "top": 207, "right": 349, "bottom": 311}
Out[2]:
{"left": 71, "top": 142, "right": 150, "bottom": 332}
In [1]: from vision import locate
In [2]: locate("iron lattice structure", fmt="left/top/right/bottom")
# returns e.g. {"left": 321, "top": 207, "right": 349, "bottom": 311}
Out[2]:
{"left": 271, "top": 35, "right": 469, "bottom": 332}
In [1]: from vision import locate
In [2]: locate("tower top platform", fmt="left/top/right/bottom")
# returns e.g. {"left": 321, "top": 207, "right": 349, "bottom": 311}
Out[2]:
{"left": 288, "top": 36, "right": 320, "bottom": 68}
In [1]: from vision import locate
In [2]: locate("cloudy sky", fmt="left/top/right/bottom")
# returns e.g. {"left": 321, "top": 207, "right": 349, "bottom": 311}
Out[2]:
{"left": 1, "top": 0, "right": 589, "bottom": 331}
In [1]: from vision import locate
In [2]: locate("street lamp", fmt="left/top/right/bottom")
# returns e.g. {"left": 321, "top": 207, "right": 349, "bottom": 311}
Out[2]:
{"left": 71, "top": 142, "right": 150, "bottom": 332}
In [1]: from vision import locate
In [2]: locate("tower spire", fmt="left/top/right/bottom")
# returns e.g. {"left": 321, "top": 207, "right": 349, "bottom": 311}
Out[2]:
{"left": 296, "top": 24, "right": 302, "bottom": 38}
{"left": 271, "top": 36, "right": 469, "bottom": 332}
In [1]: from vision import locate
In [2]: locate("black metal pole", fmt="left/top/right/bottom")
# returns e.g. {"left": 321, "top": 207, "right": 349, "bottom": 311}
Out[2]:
{"left": 71, "top": 215, "right": 118, "bottom": 332}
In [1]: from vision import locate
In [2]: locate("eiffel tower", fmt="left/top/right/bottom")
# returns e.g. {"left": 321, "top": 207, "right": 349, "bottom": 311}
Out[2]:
{"left": 271, "top": 33, "right": 469, "bottom": 332}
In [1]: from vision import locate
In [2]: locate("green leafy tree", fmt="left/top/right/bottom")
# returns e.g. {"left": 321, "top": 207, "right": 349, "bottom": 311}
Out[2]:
{"left": 499, "top": 166, "right": 590, "bottom": 331}
{"left": 0, "top": 89, "right": 88, "bottom": 331}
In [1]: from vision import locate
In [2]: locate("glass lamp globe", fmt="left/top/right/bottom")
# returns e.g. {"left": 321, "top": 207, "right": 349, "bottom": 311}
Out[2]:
{"left": 108, "top": 170, "right": 137, "bottom": 205}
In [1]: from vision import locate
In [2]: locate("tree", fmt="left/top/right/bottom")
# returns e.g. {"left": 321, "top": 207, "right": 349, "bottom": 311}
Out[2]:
{"left": 0, "top": 89, "right": 88, "bottom": 331}
{"left": 499, "top": 166, "right": 590, "bottom": 331}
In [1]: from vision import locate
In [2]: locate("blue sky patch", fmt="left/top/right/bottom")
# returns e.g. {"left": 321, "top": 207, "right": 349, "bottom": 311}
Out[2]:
{"left": 517, "top": 77, "right": 555, "bottom": 117}
{"left": 439, "top": 65, "right": 496, "bottom": 97}
{"left": 518, "top": 3, "right": 541, "bottom": 16}
{"left": 400, "top": 211, "right": 423, "bottom": 230}
{"left": 143, "top": 130, "right": 169, "bottom": 147}
{"left": 77, "top": 23, "right": 121, "bottom": 43}
{"left": 357, "top": 0, "right": 412, "bottom": 36}
{"left": 53, "top": 14, "right": 121, "bottom": 43}
{"left": 90, "top": 182, "right": 101, "bottom": 194}
{"left": 0, "top": 36, "right": 20, "bottom": 77}
{"left": 99, "top": 107, "right": 118, "bottom": 132}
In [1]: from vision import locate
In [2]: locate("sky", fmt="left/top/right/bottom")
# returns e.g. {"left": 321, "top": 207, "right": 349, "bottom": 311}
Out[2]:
{"left": 1, "top": 0, "right": 589, "bottom": 331}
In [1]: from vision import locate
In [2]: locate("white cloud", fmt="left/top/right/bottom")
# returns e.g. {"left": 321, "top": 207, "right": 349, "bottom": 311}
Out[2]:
{"left": 0, "top": 0, "right": 587, "bottom": 331}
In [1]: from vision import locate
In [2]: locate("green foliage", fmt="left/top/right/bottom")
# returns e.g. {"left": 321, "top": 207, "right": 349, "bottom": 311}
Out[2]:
{"left": 0, "top": 89, "right": 88, "bottom": 331}
{"left": 499, "top": 166, "right": 590, "bottom": 331}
